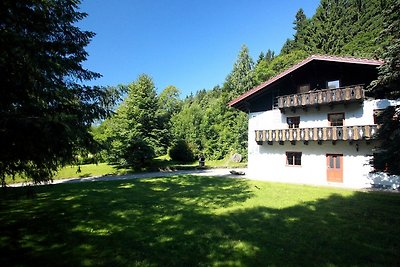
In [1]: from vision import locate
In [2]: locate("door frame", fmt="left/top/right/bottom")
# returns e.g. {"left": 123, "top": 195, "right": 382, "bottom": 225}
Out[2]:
{"left": 326, "top": 154, "right": 343, "bottom": 183}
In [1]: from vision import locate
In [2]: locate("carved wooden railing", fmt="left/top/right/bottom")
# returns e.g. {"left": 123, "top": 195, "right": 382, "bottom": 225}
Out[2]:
{"left": 277, "top": 85, "right": 364, "bottom": 110}
{"left": 255, "top": 125, "right": 378, "bottom": 144}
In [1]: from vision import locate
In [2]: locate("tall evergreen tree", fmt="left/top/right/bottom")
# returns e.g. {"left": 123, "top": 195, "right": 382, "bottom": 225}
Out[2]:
{"left": 370, "top": 0, "right": 400, "bottom": 99}
{"left": 369, "top": 0, "right": 400, "bottom": 175}
{"left": 0, "top": 0, "right": 117, "bottom": 185}
{"left": 293, "top": 8, "right": 310, "bottom": 51}
{"left": 224, "top": 45, "right": 256, "bottom": 100}
{"left": 104, "top": 75, "right": 161, "bottom": 169}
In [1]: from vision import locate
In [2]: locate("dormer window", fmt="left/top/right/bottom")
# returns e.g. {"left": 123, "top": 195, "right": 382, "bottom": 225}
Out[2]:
{"left": 327, "top": 80, "right": 340, "bottom": 89}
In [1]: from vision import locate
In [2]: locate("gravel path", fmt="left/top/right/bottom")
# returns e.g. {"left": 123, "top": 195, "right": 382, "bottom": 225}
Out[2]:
{"left": 9, "top": 168, "right": 248, "bottom": 187}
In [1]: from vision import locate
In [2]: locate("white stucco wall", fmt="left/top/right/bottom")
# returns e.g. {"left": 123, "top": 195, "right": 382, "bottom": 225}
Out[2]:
{"left": 247, "top": 99, "right": 400, "bottom": 189}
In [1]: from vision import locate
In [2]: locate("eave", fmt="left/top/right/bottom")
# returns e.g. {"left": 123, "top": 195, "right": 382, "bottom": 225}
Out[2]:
{"left": 228, "top": 54, "right": 384, "bottom": 111}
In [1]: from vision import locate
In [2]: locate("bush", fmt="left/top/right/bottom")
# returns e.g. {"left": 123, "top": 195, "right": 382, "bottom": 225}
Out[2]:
{"left": 123, "top": 138, "right": 155, "bottom": 170}
{"left": 169, "top": 140, "right": 195, "bottom": 163}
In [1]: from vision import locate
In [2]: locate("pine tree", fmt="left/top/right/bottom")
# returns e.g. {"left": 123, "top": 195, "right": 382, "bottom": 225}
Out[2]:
{"left": 225, "top": 45, "right": 256, "bottom": 100}
{"left": 0, "top": 0, "right": 117, "bottom": 185}
{"left": 370, "top": 0, "right": 400, "bottom": 99}
{"left": 369, "top": 0, "right": 400, "bottom": 175}
{"left": 105, "top": 75, "right": 161, "bottom": 169}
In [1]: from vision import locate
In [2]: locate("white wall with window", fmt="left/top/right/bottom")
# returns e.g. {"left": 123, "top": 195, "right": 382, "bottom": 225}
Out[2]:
{"left": 247, "top": 99, "right": 400, "bottom": 188}
{"left": 248, "top": 141, "right": 375, "bottom": 188}
{"left": 250, "top": 99, "right": 395, "bottom": 131}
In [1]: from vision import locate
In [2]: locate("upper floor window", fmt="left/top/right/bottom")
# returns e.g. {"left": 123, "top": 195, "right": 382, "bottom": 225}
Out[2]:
{"left": 327, "top": 80, "right": 340, "bottom": 89}
{"left": 287, "top": 116, "right": 300, "bottom": 128}
{"left": 298, "top": 84, "right": 310, "bottom": 94}
{"left": 328, "top": 113, "right": 345, "bottom": 126}
{"left": 286, "top": 152, "right": 302, "bottom": 166}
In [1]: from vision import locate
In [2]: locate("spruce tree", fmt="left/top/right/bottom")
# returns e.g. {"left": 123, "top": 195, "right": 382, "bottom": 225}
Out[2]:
{"left": 225, "top": 45, "right": 256, "bottom": 100}
{"left": 0, "top": 0, "right": 116, "bottom": 185}
{"left": 105, "top": 75, "right": 162, "bottom": 169}
{"left": 369, "top": 0, "right": 400, "bottom": 175}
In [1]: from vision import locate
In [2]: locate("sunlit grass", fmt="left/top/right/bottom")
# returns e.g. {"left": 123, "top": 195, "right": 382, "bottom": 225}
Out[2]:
{"left": 5, "top": 163, "right": 133, "bottom": 184}
{"left": 54, "top": 163, "right": 132, "bottom": 179}
{"left": 7, "top": 156, "right": 247, "bottom": 185}
{"left": 1, "top": 176, "right": 399, "bottom": 266}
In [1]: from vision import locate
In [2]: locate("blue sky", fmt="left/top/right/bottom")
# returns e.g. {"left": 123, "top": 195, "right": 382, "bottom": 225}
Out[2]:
{"left": 79, "top": 0, "right": 320, "bottom": 97}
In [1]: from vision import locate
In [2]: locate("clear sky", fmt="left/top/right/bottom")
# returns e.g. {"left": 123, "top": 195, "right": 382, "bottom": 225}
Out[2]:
{"left": 78, "top": 0, "right": 320, "bottom": 97}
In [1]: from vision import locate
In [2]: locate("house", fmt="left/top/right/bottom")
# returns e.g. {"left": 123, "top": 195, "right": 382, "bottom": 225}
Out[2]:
{"left": 229, "top": 55, "right": 400, "bottom": 189}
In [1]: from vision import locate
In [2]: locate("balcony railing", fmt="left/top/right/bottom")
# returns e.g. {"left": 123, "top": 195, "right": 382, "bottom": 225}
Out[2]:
{"left": 255, "top": 125, "right": 378, "bottom": 144}
{"left": 277, "top": 85, "right": 364, "bottom": 110}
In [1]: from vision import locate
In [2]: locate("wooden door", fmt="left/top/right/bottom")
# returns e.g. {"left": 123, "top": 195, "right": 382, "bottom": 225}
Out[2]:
{"left": 326, "top": 154, "right": 343, "bottom": 183}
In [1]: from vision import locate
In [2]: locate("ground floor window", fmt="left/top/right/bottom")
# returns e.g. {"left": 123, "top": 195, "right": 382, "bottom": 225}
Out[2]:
{"left": 286, "top": 152, "right": 302, "bottom": 166}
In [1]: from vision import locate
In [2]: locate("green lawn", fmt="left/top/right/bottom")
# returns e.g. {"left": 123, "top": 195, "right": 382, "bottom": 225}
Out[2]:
{"left": 6, "top": 157, "right": 246, "bottom": 184}
{"left": 5, "top": 163, "right": 134, "bottom": 184}
{"left": 1, "top": 176, "right": 399, "bottom": 266}
{"left": 54, "top": 163, "right": 133, "bottom": 179}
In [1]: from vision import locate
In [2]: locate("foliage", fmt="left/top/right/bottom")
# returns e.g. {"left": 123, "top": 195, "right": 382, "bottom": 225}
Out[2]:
{"left": 172, "top": 86, "right": 248, "bottom": 161}
{"left": 99, "top": 75, "right": 162, "bottom": 169}
{"left": 168, "top": 139, "right": 195, "bottom": 163}
{"left": 279, "top": 0, "right": 393, "bottom": 57}
{"left": 1, "top": 177, "right": 399, "bottom": 266}
{"left": 368, "top": 1, "right": 400, "bottom": 175}
{"left": 373, "top": 107, "right": 400, "bottom": 174}
{"left": 157, "top": 85, "right": 182, "bottom": 151}
{"left": 0, "top": 0, "right": 119, "bottom": 186}
{"left": 224, "top": 45, "right": 257, "bottom": 100}
{"left": 369, "top": 0, "right": 400, "bottom": 99}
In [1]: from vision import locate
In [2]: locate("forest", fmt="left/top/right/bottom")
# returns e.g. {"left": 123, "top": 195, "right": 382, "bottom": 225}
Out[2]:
{"left": 91, "top": 0, "right": 397, "bottom": 168}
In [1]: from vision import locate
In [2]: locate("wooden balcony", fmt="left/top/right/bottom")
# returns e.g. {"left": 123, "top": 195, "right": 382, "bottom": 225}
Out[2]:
{"left": 277, "top": 85, "right": 364, "bottom": 110}
{"left": 255, "top": 125, "right": 378, "bottom": 144}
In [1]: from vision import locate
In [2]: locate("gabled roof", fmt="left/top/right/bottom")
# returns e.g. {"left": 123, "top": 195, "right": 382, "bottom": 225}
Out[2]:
{"left": 228, "top": 54, "right": 384, "bottom": 108}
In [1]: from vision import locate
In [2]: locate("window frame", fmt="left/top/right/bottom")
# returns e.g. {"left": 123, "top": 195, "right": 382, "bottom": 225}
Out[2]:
{"left": 287, "top": 116, "right": 300, "bottom": 128}
{"left": 286, "top": 151, "right": 302, "bottom": 166}
{"left": 328, "top": 112, "right": 345, "bottom": 127}
{"left": 327, "top": 80, "right": 340, "bottom": 89}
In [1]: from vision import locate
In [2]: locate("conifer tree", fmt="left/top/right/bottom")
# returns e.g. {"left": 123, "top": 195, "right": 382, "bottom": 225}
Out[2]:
{"left": 225, "top": 45, "right": 256, "bottom": 100}
{"left": 0, "top": 0, "right": 117, "bottom": 185}
{"left": 105, "top": 75, "right": 161, "bottom": 169}
{"left": 369, "top": 0, "right": 400, "bottom": 175}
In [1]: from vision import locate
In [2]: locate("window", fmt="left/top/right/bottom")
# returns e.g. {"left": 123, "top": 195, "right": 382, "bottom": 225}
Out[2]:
{"left": 327, "top": 80, "right": 340, "bottom": 89}
{"left": 328, "top": 154, "right": 341, "bottom": 169}
{"left": 286, "top": 152, "right": 302, "bottom": 166}
{"left": 287, "top": 116, "right": 300, "bottom": 128}
{"left": 328, "top": 113, "right": 344, "bottom": 126}
{"left": 298, "top": 84, "right": 310, "bottom": 94}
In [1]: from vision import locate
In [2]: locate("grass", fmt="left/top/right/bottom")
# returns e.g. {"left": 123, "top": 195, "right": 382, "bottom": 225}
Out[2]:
{"left": 5, "top": 163, "right": 134, "bottom": 185}
{"left": 6, "top": 156, "right": 247, "bottom": 184}
{"left": 1, "top": 176, "right": 399, "bottom": 267}
{"left": 54, "top": 163, "right": 133, "bottom": 179}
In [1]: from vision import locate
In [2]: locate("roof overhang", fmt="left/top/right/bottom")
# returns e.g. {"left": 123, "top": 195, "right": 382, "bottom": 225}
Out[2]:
{"left": 228, "top": 54, "right": 384, "bottom": 109}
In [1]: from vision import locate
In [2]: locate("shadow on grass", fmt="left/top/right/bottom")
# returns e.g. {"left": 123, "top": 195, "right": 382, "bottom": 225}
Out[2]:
{"left": 1, "top": 176, "right": 399, "bottom": 267}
